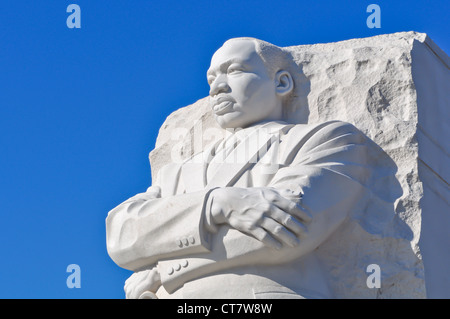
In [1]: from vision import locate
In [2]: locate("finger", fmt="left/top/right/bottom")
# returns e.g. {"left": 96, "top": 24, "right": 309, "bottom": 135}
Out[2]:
{"left": 139, "top": 291, "right": 158, "bottom": 299}
{"left": 125, "top": 279, "right": 144, "bottom": 299}
{"left": 289, "top": 202, "right": 312, "bottom": 224}
{"left": 266, "top": 206, "right": 307, "bottom": 237}
{"left": 125, "top": 285, "right": 137, "bottom": 299}
{"left": 271, "top": 195, "right": 312, "bottom": 223}
{"left": 260, "top": 217, "right": 300, "bottom": 248}
{"left": 145, "top": 269, "right": 162, "bottom": 292}
{"left": 129, "top": 281, "right": 151, "bottom": 299}
{"left": 250, "top": 227, "right": 282, "bottom": 250}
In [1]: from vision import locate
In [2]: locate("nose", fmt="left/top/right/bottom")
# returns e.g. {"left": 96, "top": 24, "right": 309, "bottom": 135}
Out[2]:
{"left": 209, "top": 75, "right": 230, "bottom": 97}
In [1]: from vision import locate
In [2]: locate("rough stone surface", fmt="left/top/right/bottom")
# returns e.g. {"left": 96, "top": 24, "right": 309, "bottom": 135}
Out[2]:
{"left": 148, "top": 32, "right": 449, "bottom": 298}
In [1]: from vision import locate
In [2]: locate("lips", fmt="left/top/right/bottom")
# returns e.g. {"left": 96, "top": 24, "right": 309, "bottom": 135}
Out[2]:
{"left": 212, "top": 97, "right": 234, "bottom": 115}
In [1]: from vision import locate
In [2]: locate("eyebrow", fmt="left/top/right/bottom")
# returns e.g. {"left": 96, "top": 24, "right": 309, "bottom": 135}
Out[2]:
{"left": 207, "top": 58, "right": 249, "bottom": 76}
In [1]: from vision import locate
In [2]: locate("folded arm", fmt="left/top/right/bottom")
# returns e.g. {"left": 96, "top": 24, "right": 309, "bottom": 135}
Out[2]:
{"left": 106, "top": 184, "right": 214, "bottom": 271}
{"left": 157, "top": 121, "right": 373, "bottom": 293}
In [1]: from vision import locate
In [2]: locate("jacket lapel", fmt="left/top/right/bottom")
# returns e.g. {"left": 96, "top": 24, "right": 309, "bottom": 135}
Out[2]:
{"left": 205, "top": 122, "right": 290, "bottom": 190}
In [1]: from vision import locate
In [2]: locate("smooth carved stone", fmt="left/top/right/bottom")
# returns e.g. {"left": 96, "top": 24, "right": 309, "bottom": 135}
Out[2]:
{"left": 109, "top": 32, "right": 449, "bottom": 299}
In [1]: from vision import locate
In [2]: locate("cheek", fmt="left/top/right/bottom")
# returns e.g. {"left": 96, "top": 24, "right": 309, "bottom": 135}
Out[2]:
{"left": 231, "top": 74, "right": 273, "bottom": 103}
{"left": 244, "top": 77, "right": 276, "bottom": 108}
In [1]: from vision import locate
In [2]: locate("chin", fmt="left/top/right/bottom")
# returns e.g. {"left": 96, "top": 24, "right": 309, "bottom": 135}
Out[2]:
{"left": 214, "top": 112, "right": 254, "bottom": 129}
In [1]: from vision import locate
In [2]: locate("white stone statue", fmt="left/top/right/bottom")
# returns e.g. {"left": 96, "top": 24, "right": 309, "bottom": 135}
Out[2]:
{"left": 106, "top": 33, "right": 449, "bottom": 299}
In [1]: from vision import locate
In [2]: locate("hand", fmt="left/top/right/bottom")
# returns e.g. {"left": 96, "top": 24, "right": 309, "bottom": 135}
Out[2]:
{"left": 126, "top": 186, "right": 161, "bottom": 202}
{"left": 206, "top": 187, "right": 311, "bottom": 250}
{"left": 124, "top": 267, "right": 161, "bottom": 299}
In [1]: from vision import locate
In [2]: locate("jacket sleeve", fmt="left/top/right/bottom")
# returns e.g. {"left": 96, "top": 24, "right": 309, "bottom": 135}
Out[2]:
{"left": 158, "top": 121, "right": 375, "bottom": 293}
{"left": 106, "top": 163, "right": 214, "bottom": 271}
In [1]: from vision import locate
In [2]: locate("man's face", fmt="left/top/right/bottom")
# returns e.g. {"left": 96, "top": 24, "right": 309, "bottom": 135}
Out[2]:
{"left": 207, "top": 40, "right": 282, "bottom": 129}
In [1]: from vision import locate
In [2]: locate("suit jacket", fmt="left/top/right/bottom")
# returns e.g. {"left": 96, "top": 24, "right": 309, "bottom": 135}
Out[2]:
{"left": 106, "top": 120, "right": 386, "bottom": 298}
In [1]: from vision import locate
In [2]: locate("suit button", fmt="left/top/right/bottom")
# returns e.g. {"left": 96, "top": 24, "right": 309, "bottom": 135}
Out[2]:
{"left": 181, "top": 260, "right": 188, "bottom": 268}
{"left": 167, "top": 267, "right": 174, "bottom": 275}
{"left": 183, "top": 238, "right": 189, "bottom": 246}
{"left": 174, "top": 263, "right": 181, "bottom": 271}
{"left": 188, "top": 236, "right": 195, "bottom": 244}
{"left": 176, "top": 239, "right": 183, "bottom": 247}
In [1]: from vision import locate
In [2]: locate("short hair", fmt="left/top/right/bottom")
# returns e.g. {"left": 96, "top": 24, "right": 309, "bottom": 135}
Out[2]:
{"left": 221, "top": 37, "right": 309, "bottom": 123}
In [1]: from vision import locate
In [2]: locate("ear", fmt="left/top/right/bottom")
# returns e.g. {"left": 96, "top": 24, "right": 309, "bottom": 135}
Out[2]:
{"left": 275, "top": 70, "right": 293, "bottom": 96}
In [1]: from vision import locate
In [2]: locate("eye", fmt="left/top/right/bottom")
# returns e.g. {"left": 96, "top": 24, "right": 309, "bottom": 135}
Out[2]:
{"left": 227, "top": 64, "right": 244, "bottom": 74}
{"left": 228, "top": 69, "right": 241, "bottom": 75}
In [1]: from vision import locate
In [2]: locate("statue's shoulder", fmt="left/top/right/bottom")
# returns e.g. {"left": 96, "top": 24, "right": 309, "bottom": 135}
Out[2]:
{"left": 285, "top": 120, "right": 363, "bottom": 140}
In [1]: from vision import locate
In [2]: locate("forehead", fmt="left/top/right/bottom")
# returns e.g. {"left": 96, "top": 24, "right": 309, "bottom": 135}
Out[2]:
{"left": 208, "top": 40, "right": 262, "bottom": 74}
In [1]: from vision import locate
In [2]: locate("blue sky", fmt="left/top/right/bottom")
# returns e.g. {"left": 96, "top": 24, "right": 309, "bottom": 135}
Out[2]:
{"left": 0, "top": 1, "right": 448, "bottom": 298}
